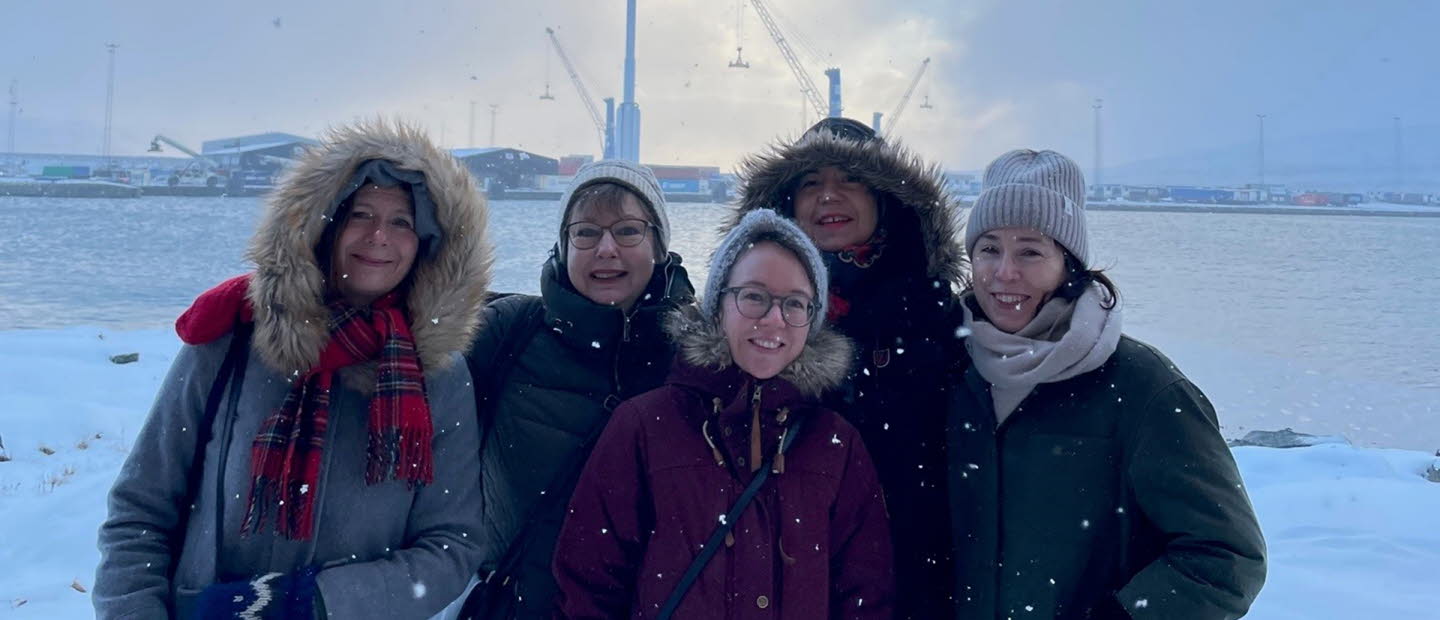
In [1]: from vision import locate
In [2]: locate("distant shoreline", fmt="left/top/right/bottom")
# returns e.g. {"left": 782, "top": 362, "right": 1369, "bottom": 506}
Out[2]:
{"left": 958, "top": 198, "right": 1440, "bottom": 218}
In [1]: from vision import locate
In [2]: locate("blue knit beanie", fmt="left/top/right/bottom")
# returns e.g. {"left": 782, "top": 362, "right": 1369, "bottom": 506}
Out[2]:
{"left": 703, "top": 209, "right": 829, "bottom": 337}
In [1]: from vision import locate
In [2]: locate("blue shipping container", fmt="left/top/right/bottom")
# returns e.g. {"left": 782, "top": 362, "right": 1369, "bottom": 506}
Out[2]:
{"left": 660, "top": 179, "right": 700, "bottom": 193}
{"left": 1169, "top": 187, "right": 1230, "bottom": 203}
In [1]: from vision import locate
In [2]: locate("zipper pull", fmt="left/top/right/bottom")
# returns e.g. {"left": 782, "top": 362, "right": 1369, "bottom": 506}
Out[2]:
{"left": 621, "top": 313, "right": 633, "bottom": 343}
{"left": 749, "top": 385, "right": 763, "bottom": 473}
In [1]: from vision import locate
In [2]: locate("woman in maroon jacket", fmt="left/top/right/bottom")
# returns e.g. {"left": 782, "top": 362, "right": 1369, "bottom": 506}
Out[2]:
{"left": 553, "top": 209, "right": 894, "bottom": 619}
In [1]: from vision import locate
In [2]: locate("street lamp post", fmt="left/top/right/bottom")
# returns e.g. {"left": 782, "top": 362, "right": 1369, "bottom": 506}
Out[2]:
{"left": 1257, "top": 114, "right": 1267, "bottom": 188}
{"left": 1393, "top": 116, "right": 1404, "bottom": 190}
{"left": 1092, "top": 98, "right": 1103, "bottom": 199}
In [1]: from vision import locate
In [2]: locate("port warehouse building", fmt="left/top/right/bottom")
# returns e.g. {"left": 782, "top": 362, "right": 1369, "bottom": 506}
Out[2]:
{"left": 6, "top": 132, "right": 726, "bottom": 198}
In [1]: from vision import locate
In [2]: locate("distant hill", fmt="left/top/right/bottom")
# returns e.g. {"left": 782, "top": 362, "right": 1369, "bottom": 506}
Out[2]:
{"left": 1102, "top": 125, "right": 1440, "bottom": 192}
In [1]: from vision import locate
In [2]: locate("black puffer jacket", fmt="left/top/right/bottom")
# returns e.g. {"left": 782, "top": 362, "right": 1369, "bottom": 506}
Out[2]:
{"left": 730, "top": 129, "right": 968, "bottom": 618}
{"left": 947, "top": 334, "right": 1267, "bottom": 620}
{"left": 465, "top": 253, "right": 695, "bottom": 619}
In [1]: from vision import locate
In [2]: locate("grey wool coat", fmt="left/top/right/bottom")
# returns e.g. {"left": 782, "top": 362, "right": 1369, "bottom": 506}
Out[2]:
{"left": 94, "top": 120, "right": 494, "bottom": 619}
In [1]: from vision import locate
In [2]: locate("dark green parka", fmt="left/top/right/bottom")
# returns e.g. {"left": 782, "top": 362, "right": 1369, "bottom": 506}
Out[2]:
{"left": 947, "top": 334, "right": 1267, "bottom": 619}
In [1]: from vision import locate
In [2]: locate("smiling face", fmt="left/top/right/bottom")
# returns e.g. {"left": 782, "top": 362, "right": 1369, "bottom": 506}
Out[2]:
{"left": 971, "top": 227, "right": 1068, "bottom": 333}
{"left": 564, "top": 190, "right": 658, "bottom": 312}
{"left": 791, "top": 165, "right": 879, "bottom": 251}
{"left": 330, "top": 185, "right": 419, "bottom": 307}
{"left": 721, "top": 241, "right": 814, "bottom": 380}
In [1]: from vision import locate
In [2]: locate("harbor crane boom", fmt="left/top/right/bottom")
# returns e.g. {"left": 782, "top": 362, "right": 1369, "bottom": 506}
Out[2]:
{"left": 748, "top": 0, "right": 828, "bottom": 119}
{"left": 545, "top": 27, "right": 608, "bottom": 155}
{"left": 147, "top": 135, "right": 218, "bottom": 170}
{"left": 882, "top": 57, "right": 930, "bottom": 136}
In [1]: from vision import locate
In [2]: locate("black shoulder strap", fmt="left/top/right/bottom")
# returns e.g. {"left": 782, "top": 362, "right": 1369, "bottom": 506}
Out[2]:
{"left": 476, "top": 297, "right": 547, "bottom": 452}
{"left": 656, "top": 415, "right": 807, "bottom": 620}
{"left": 172, "top": 323, "right": 252, "bottom": 570}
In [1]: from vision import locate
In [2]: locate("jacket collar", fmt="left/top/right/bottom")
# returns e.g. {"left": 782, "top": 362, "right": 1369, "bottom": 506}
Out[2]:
{"left": 663, "top": 306, "right": 852, "bottom": 401}
{"left": 540, "top": 252, "right": 695, "bottom": 354}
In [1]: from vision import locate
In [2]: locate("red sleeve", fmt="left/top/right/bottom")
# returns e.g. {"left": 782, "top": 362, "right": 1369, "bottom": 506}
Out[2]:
{"left": 552, "top": 400, "right": 651, "bottom": 619}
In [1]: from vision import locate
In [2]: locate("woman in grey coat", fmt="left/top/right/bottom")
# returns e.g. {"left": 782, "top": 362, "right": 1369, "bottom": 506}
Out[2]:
{"left": 94, "top": 120, "right": 493, "bottom": 619}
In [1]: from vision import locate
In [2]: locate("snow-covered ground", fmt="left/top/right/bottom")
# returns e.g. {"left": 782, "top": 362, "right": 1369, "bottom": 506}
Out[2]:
{"left": 1, "top": 327, "right": 1438, "bottom": 618}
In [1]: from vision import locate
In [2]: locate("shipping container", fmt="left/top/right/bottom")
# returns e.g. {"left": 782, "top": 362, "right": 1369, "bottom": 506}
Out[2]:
{"left": 648, "top": 164, "right": 720, "bottom": 180}
{"left": 1228, "top": 189, "right": 1265, "bottom": 204}
{"left": 1291, "top": 192, "right": 1348, "bottom": 207}
{"left": 1167, "top": 187, "right": 1231, "bottom": 203}
{"left": 558, "top": 155, "right": 593, "bottom": 176}
{"left": 660, "top": 178, "right": 701, "bottom": 193}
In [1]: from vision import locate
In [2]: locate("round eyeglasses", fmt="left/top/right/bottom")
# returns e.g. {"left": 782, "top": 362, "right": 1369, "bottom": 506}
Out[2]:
{"left": 564, "top": 219, "right": 653, "bottom": 250}
{"left": 721, "top": 286, "right": 817, "bottom": 328}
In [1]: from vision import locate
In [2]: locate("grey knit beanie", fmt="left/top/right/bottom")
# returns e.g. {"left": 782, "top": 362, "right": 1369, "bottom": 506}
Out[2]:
{"left": 966, "top": 149, "right": 1089, "bottom": 266}
{"left": 703, "top": 209, "right": 829, "bottom": 337}
{"left": 557, "top": 159, "right": 672, "bottom": 257}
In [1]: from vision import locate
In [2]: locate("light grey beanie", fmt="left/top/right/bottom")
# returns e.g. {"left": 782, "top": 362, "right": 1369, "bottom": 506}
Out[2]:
{"left": 557, "top": 159, "right": 672, "bottom": 256}
{"left": 703, "top": 209, "right": 829, "bottom": 337}
{"left": 965, "top": 149, "right": 1089, "bottom": 266}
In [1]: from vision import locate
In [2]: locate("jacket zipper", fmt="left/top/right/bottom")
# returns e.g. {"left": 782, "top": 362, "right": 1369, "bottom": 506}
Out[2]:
{"left": 607, "top": 311, "right": 636, "bottom": 410}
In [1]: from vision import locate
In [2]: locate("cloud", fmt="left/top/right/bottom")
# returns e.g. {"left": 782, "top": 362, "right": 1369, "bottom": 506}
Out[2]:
{"left": 1, "top": 0, "right": 1432, "bottom": 177}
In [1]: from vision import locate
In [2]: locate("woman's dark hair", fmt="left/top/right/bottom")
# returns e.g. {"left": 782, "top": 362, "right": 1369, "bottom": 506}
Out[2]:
{"left": 1052, "top": 249, "right": 1119, "bottom": 309}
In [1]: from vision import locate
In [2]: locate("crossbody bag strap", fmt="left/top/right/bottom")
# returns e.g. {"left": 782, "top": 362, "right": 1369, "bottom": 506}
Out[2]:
{"left": 173, "top": 322, "right": 252, "bottom": 580}
{"left": 656, "top": 415, "right": 807, "bottom": 620}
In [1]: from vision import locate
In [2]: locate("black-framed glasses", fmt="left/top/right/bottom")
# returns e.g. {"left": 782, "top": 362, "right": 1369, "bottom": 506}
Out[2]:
{"left": 564, "top": 219, "right": 654, "bottom": 250}
{"left": 721, "top": 286, "right": 816, "bottom": 327}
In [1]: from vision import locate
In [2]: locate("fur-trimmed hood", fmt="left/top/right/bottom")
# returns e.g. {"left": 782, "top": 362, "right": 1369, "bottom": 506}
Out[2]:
{"left": 730, "top": 129, "right": 967, "bottom": 287}
{"left": 245, "top": 120, "right": 492, "bottom": 378}
{"left": 663, "top": 306, "right": 852, "bottom": 399}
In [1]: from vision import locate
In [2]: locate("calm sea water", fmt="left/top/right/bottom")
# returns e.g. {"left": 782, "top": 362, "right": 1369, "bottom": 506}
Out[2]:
{"left": 4, "top": 196, "right": 1438, "bottom": 395}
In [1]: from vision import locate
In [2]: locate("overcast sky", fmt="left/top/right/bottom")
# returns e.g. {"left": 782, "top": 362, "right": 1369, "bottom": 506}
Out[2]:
{"left": 2, "top": 0, "right": 1434, "bottom": 172}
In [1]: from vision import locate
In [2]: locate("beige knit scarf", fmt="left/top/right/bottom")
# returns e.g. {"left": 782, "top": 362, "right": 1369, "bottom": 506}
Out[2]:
{"left": 963, "top": 283, "right": 1123, "bottom": 425}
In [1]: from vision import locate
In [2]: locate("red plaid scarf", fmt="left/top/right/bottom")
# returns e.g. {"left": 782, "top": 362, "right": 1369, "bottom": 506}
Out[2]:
{"left": 237, "top": 289, "right": 433, "bottom": 540}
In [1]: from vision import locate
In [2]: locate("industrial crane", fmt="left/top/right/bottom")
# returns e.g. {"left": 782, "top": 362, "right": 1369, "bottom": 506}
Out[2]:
{"left": 747, "top": 0, "right": 840, "bottom": 120}
{"left": 877, "top": 57, "right": 930, "bottom": 137}
{"left": 544, "top": 27, "right": 610, "bottom": 157}
{"left": 539, "top": 41, "right": 556, "bottom": 100}
{"left": 148, "top": 134, "right": 226, "bottom": 187}
{"left": 728, "top": 0, "right": 749, "bottom": 68}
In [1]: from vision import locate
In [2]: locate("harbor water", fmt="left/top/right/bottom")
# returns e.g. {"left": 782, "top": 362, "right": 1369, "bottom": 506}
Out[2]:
{"left": 4, "top": 195, "right": 1438, "bottom": 446}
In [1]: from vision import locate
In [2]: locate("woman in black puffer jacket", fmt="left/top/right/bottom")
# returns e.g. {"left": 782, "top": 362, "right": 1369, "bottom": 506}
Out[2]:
{"left": 460, "top": 160, "right": 695, "bottom": 619}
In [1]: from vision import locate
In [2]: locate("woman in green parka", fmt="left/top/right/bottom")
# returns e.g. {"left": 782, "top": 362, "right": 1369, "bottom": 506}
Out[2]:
{"left": 947, "top": 149, "right": 1266, "bottom": 619}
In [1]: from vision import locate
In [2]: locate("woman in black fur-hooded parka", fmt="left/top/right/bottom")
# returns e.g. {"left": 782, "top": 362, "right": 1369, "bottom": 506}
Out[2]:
{"left": 728, "top": 117, "right": 967, "bottom": 618}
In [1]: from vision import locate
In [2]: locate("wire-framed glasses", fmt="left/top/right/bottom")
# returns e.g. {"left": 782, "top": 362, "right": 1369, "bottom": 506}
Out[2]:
{"left": 721, "top": 286, "right": 816, "bottom": 327}
{"left": 564, "top": 219, "right": 653, "bottom": 250}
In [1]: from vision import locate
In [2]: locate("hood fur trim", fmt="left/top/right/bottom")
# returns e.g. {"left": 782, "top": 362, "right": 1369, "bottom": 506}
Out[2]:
{"left": 664, "top": 307, "right": 852, "bottom": 399}
{"left": 730, "top": 131, "right": 967, "bottom": 287}
{"left": 245, "top": 119, "right": 492, "bottom": 378}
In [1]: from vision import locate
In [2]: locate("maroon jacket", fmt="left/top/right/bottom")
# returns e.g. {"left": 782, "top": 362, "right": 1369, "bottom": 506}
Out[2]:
{"left": 553, "top": 310, "right": 894, "bottom": 619}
